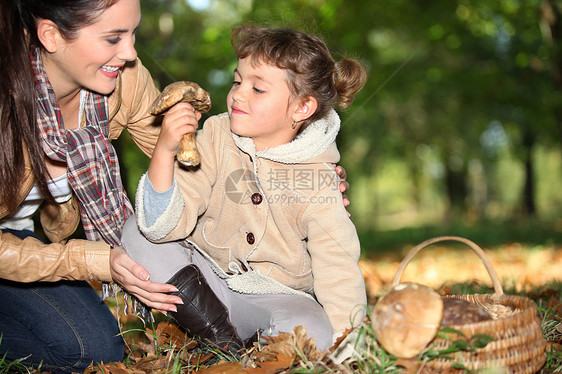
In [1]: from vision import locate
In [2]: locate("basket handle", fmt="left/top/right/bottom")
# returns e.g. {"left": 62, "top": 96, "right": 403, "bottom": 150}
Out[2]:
{"left": 391, "top": 236, "right": 504, "bottom": 296}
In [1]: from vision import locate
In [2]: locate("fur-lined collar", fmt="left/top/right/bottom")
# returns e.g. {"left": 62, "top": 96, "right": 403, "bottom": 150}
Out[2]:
{"left": 232, "top": 109, "right": 341, "bottom": 164}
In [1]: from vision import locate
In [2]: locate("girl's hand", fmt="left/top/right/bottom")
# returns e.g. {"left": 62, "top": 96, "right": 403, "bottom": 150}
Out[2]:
{"left": 109, "top": 246, "right": 183, "bottom": 314}
{"left": 149, "top": 102, "right": 201, "bottom": 191}
{"left": 155, "top": 102, "right": 201, "bottom": 157}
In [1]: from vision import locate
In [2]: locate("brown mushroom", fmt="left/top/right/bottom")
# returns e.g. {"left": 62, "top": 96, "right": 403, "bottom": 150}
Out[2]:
{"left": 150, "top": 81, "right": 212, "bottom": 167}
{"left": 372, "top": 282, "right": 443, "bottom": 358}
{"left": 441, "top": 297, "right": 492, "bottom": 326}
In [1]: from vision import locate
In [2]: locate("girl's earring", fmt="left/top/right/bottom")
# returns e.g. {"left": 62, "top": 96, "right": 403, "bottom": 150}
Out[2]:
{"left": 291, "top": 120, "right": 298, "bottom": 129}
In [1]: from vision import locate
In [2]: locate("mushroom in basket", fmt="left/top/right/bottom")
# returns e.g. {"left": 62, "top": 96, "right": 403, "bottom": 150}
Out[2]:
{"left": 371, "top": 282, "right": 443, "bottom": 358}
{"left": 372, "top": 282, "right": 494, "bottom": 359}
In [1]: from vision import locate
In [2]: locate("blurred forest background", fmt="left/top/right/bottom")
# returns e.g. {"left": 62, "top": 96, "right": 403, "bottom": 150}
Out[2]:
{"left": 118, "top": 0, "right": 562, "bottom": 255}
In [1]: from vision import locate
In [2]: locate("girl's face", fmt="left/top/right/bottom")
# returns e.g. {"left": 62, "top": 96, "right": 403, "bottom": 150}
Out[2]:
{"left": 43, "top": 0, "right": 141, "bottom": 97}
{"left": 227, "top": 57, "right": 301, "bottom": 150}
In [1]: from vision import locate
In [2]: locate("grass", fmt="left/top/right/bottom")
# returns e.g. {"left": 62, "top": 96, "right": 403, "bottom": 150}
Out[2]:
{"left": 0, "top": 335, "right": 42, "bottom": 374}
{"left": 296, "top": 280, "right": 562, "bottom": 374}
{"left": 1, "top": 225, "right": 561, "bottom": 373}
{"left": 90, "top": 280, "right": 561, "bottom": 373}
{"left": 2, "top": 281, "right": 561, "bottom": 373}
{"left": 358, "top": 219, "right": 562, "bottom": 256}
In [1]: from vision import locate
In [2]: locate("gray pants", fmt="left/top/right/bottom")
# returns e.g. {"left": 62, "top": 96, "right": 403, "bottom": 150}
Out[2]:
{"left": 121, "top": 217, "right": 333, "bottom": 351}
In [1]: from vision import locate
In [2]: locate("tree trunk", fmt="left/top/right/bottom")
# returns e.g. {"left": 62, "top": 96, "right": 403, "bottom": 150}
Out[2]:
{"left": 444, "top": 163, "right": 468, "bottom": 219}
{"left": 521, "top": 126, "right": 536, "bottom": 217}
{"left": 543, "top": 0, "right": 562, "bottom": 147}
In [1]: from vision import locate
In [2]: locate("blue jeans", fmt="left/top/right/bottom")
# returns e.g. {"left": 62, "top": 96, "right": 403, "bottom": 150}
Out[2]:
{"left": 0, "top": 229, "right": 124, "bottom": 373}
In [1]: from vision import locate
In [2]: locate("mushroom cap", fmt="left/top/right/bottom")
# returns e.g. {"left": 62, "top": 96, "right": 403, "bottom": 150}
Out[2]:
{"left": 372, "top": 282, "right": 444, "bottom": 358}
{"left": 149, "top": 81, "right": 211, "bottom": 115}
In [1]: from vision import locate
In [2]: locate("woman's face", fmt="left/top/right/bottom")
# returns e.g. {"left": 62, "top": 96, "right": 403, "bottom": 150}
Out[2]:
{"left": 43, "top": 0, "right": 141, "bottom": 97}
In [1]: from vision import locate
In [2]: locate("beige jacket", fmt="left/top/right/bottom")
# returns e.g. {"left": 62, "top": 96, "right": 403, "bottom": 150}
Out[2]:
{"left": 137, "top": 111, "right": 366, "bottom": 335}
{"left": 0, "top": 58, "right": 161, "bottom": 283}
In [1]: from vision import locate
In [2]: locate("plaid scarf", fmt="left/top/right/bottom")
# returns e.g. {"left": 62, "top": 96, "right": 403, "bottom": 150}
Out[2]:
{"left": 32, "top": 48, "right": 133, "bottom": 246}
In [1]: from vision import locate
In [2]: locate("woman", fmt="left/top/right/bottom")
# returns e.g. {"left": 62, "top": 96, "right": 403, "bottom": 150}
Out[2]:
{"left": 0, "top": 0, "right": 351, "bottom": 371}
{"left": 0, "top": 0, "right": 182, "bottom": 372}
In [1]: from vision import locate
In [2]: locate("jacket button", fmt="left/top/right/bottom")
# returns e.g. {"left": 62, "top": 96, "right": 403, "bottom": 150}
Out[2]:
{"left": 246, "top": 232, "right": 255, "bottom": 245}
{"left": 251, "top": 193, "right": 263, "bottom": 205}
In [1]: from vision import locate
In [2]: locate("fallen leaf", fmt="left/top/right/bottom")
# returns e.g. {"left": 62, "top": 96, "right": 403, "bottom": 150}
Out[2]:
{"left": 262, "top": 326, "right": 324, "bottom": 361}
{"left": 245, "top": 354, "right": 294, "bottom": 374}
{"left": 132, "top": 342, "right": 156, "bottom": 355}
{"left": 129, "top": 353, "right": 161, "bottom": 371}
{"left": 195, "top": 353, "right": 218, "bottom": 366}
{"left": 546, "top": 341, "right": 562, "bottom": 351}
{"left": 151, "top": 355, "right": 172, "bottom": 370}
{"left": 84, "top": 361, "right": 145, "bottom": 374}
{"left": 196, "top": 361, "right": 246, "bottom": 373}
{"left": 328, "top": 327, "right": 354, "bottom": 354}
{"left": 146, "top": 321, "right": 190, "bottom": 349}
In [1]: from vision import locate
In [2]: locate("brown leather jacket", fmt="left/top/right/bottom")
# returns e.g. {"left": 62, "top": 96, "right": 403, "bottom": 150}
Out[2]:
{"left": 0, "top": 58, "right": 161, "bottom": 282}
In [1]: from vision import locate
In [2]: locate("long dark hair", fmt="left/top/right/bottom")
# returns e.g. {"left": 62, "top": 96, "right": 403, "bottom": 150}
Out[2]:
{"left": 0, "top": 0, "right": 116, "bottom": 213}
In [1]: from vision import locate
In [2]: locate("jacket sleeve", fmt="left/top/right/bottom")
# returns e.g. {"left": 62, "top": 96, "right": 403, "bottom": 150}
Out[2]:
{"left": 135, "top": 115, "right": 221, "bottom": 242}
{"left": 108, "top": 58, "right": 162, "bottom": 158}
{"left": 0, "top": 231, "right": 112, "bottom": 283}
{"left": 300, "top": 169, "right": 367, "bottom": 337}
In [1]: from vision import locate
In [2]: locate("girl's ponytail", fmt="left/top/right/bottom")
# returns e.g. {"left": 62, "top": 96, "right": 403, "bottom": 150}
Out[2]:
{"left": 334, "top": 57, "right": 368, "bottom": 110}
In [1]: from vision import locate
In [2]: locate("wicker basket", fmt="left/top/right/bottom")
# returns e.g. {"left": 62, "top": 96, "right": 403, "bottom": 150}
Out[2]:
{"left": 391, "top": 236, "right": 547, "bottom": 373}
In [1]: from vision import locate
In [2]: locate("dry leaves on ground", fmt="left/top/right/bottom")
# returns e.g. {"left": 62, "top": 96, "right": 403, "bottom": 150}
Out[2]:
{"left": 83, "top": 321, "right": 341, "bottom": 374}
{"left": 82, "top": 245, "right": 561, "bottom": 374}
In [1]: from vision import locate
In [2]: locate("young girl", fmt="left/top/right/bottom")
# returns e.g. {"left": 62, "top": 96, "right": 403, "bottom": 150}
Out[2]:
{"left": 123, "top": 24, "right": 367, "bottom": 352}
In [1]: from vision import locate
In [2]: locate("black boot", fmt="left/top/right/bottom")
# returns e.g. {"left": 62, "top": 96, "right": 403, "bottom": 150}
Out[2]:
{"left": 167, "top": 265, "right": 245, "bottom": 353}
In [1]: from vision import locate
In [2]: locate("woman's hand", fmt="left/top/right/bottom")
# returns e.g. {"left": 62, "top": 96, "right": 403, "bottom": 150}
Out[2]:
{"left": 335, "top": 165, "right": 350, "bottom": 210}
{"left": 109, "top": 246, "right": 182, "bottom": 314}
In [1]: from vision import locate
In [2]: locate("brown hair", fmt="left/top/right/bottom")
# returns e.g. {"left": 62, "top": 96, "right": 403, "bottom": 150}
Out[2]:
{"left": 0, "top": 0, "right": 116, "bottom": 213}
{"left": 230, "top": 24, "right": 367, "bottom": 127}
